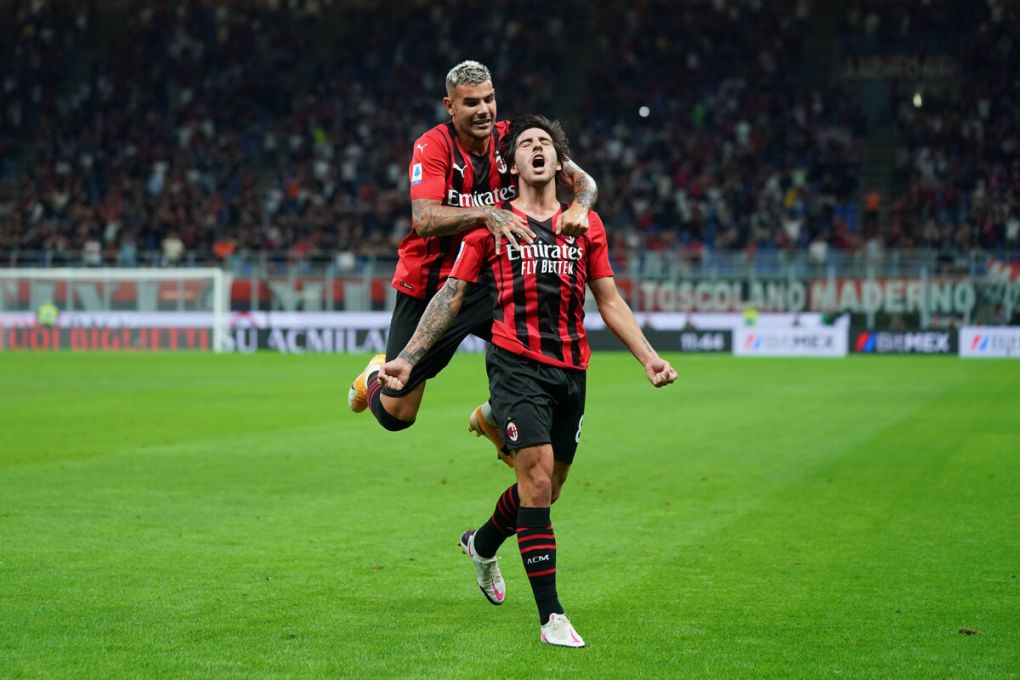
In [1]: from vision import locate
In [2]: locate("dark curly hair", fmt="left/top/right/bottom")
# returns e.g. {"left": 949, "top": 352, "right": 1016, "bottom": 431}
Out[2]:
{"left": 499, "top": 114, "right": 571, "bottom": 182}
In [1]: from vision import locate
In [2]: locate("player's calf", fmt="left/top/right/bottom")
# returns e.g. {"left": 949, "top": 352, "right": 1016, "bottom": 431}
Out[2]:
{"left": 365, "top": 378, "right": 416, "bottom": 431}
{"left": 516, "top": 506, "right": 563, "bottom": 625}
{"left": 470, "top": 484, "right": 520, "bottom": 558}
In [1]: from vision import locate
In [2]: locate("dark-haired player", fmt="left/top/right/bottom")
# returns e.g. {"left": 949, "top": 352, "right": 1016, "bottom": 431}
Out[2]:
{"left": 377, "top": 115, "right": 677, "bottom": 647}
{"left": 347, "top": 62, "right": 597, "bottom": 458}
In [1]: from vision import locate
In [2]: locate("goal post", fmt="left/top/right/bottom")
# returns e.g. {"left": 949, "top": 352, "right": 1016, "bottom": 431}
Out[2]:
{"left": 0, "top": 268, "right": 232, "bottom": 352}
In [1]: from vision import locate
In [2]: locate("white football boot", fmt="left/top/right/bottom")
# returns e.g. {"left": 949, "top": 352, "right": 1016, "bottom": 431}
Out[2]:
{"left": 540, "top": 613, "right": 586, "bottom": 648}
{"left": 459, "top": 529, "right": 506, "bottom": 605}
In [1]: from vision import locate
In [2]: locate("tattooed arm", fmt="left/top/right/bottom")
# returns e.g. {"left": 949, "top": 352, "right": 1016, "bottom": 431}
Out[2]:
{"left": 555, "top": 159, "right": 598, "bottom": 237}
{"left": 589, "top": 277, "right": 677, "bottom": 388}
{"left": 377, "top": 278, "right": 471, "bottom": 391}
{"left": 397, "top": 277, "right": 469, "bottom": 365}
{"left": 412, "top": 199, "right": 533, "bottom": 253}
{"left": 559, "top": 159, "right": 597, "bottom": 209}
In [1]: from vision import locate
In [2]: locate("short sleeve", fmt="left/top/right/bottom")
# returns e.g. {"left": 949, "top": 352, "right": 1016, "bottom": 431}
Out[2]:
{"left": 450, "top": 230, "right": 491, "bottom": 283}
{"left": 409, "top": 129, "right": 449, "bottom": 202}
{"left": 586, "top": 212, "right": 614, "bottom": 280}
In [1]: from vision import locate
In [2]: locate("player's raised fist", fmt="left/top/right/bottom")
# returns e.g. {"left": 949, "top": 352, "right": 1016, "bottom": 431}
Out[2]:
{"left": 644, "top": 358, "right": 677, "bottom": 388}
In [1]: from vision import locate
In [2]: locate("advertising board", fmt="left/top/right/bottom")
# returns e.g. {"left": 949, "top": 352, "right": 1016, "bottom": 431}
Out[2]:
{"left": 852, "top": 330, "right": 956, "bottom": 355}
{"left": 733, "top": 327, "right": 848, "bottom": 357}
{"left": 958, "top": 327, "right": 1020, "bottom": 358}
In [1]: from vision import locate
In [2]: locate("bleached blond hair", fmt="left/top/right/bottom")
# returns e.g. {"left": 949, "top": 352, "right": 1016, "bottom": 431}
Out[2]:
{"left": 445, "top": 60, "right": 492, "bottom": 96}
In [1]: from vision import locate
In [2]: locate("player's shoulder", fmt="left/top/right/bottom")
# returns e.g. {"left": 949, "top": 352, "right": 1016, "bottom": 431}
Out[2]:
{"left": 495, "top": 120, "right": 512, "bottom": 136}
{"left": 412, "top": 124, "right": 453, "bottom": 154}
{"left": 417, "top": 121, "right": 453, "bottom": 140}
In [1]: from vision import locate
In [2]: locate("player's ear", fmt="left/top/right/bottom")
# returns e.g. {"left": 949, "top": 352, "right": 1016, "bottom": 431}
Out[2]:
{"left": 443, "top": 96, "right": 454, "bottom": 116}
{"left": 510, "top": 162, "right": 519, "bottom": 177}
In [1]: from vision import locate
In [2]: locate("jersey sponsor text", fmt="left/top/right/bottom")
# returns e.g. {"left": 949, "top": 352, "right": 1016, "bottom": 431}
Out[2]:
{"left": 446, "top": 185, "right": 516, "bottom": 208}
{"left": 507, "top": 240, "right": 585, "bottom": 276}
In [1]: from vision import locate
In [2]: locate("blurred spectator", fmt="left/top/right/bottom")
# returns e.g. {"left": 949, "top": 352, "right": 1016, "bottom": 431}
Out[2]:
{"left": 162, "top": 233, "right": 184, "bottom": 266}
{"left": 82, "top": 236, "right": 102, "bottom": 267}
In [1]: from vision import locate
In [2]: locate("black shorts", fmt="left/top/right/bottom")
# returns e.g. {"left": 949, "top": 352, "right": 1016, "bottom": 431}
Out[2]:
{"left": 486, "top": 345, "right": 586, "bottom": 464}
{"left": 382, "top": 286, "right": 495, "bottom": 396}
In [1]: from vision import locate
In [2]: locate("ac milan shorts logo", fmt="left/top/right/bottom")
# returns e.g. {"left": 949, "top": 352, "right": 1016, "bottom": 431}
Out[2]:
{"left": 506, "top": 421, "right": 519, "bottom": 443}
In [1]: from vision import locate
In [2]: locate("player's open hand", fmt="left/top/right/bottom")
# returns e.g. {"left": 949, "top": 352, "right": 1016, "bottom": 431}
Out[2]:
{"left": 555, "top": 203, "right": 590, "bottom": 237}
{"left": 644, "top": 357, "right": 677, "bottom": 388}
{"left": 377, "top": 358, "right": 413, "bottom": 392}
{"left": 485, "top": 207, "right": 533, "bottom": 255}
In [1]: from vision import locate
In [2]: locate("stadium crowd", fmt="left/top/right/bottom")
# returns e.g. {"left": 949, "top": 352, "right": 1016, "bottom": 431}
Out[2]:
{"left": 887, "top": 2, "right": 1019, "bottom": 253}
{"left": 838, "top": 0, "right": 983, "bottom": 54}
{"left": 0, "top": 0, "right": 575, "bottom": 268}
{"left": 574, "top": 0, "right": 867, "bottom": 266}
{"left": 0, "top": 0, "right": 1016, "bottom": 268}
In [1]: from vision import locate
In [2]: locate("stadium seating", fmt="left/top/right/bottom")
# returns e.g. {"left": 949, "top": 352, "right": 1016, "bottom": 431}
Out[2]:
{"left": 0, "top": 0, "right": 1016, "bottom": 269}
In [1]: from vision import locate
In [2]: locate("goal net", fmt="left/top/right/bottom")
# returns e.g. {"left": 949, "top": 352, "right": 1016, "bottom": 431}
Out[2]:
{"left": 0, "top": 268, "right": 231, "bottom": 352}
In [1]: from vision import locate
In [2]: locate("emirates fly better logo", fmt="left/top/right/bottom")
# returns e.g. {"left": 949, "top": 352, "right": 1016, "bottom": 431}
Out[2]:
{"left": 506, "top": 239, "right": 584, "bottom": 276}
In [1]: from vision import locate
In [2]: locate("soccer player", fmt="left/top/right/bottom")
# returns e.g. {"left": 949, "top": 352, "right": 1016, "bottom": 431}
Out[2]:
{"left": 347, "top": 61, "right": 597, "bottom": 457}
{"left": 377, "top": 115, "right": 677, "bottom": 647}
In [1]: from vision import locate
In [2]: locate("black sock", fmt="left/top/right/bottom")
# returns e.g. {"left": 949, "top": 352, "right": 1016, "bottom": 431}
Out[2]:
{"left": 472, "top": 484, "right": 520, "bottom": 558}
{"left": 367, "top": 378, "right": 414, "bottom": 431}
{"left": 517, "top": 506, "right": 563, "bottom": 625}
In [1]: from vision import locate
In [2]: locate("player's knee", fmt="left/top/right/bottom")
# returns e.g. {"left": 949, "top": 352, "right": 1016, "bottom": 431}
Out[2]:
{"left": 522, "top": 474, "right": 552, "bottom": 506}
{"left": 380, "top": 416, "right": 414, "bottom": 432}
{"left": 373, "top": 405, "right": 415, "bottom": 432}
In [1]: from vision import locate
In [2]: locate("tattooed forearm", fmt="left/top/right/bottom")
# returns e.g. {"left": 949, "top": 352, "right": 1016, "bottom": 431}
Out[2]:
{"left": 412, "top": 199, "right": 493, "bottom": 237}
{"left": 640, "top": 335, "right": 655, "bottom": 356}
{"left": 560, "top": 160, "right": 598, "bottom": 209}
{"left": 401, "top": 279, "right": 467, "bottom": 364}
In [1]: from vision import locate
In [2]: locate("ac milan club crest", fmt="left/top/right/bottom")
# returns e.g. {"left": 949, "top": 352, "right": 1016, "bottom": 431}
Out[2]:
{"left": 496, "top": 152, "right": 508, "bottom": 174}
{"left": 505, "top": 421, "right": 519, "bottom": 443}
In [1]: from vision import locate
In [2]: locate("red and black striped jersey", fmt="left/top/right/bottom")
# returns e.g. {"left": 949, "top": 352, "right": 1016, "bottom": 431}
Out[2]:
{"left": 393, "top": 120, "right": 517, "bottom": 300}
{"left": 450, "top": 205, "right": 614, "bottom": 370}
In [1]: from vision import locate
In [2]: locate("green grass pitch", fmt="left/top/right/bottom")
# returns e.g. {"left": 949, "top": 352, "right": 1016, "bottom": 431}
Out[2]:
{"left": 1, "top": 352, "right": 1018, "bottom": 679}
